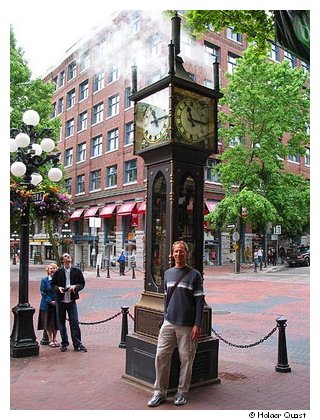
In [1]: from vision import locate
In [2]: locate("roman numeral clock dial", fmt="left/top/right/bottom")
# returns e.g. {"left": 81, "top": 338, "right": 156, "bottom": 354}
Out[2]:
{"left": 174, "top": 90, "right": 214, "bottom": 148}
{"left": 142, "top": 105, "right": 168, "bottom": 145}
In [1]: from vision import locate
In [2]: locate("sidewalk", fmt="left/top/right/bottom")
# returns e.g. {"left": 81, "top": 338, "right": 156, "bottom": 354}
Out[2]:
{"left": 9, "top": 264, "right": 311, "bottom": 416}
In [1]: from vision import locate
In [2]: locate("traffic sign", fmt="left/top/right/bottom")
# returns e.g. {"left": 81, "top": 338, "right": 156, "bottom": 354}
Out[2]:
{"left": 226, "top": 224, "right": 236, "bottom": 229}
{"left": 232, "top": 231, "right": 240, "bottom": 242}
{"left": 274, "top": 225, "right": 282, "bottom": 235}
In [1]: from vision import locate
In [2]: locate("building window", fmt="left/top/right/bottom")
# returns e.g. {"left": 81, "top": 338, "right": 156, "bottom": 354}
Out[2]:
{"left": 52, "top": 76, "right": 58, "bottom": 91}
{"left": 58, "top": 97, "right": 64, "bottom": 114}
{"left": 76, "top": 174, "right": 85, "bottom": 194}
{"left": 79, "top": 79, "right": 89, "bottom": 101}
{"left": 106, "top": 165, "right": 117, "bottom": 188}
{"left": 125, "top": 86, "right": 132, "bottom": 109}
{"left": 108, "top": 66, "right": 119, "bottom": 84}
{"left": 227, "top": 28, "right": 242, "bottom": 43}
{"left": 131, "top": 11, "right": 140, "bottom": 34}
{"left": 65, "top": 178, "right": 72, "bottom": 195}
{"left": 66, "top": 88, "right": 76, "bottom": 109}
{"left": 94, "top": 39, "right": 107, "bottom": 61}
{"left": 124, "top": 159, "right": 137, "bottom": 184}
{"left": 90, "top": 169, "right": 101, "bottom": 191}
{"left": 301, "top": 60, "right": 310, "bottom": 73}
{"left": 92, "top": 102, "right": 104, "bottom": 125}
{"left": 147, "top": 33, "right": 161, "bottom": 56}
{"left": 78, "top": 111, "right": 88, "bottom": 132}
{"left": 64, "top": 148, "right": 73, "bottom": 167}
{"left": 125, "top": 122, "right": 134, "bottom": 145}
{"left": 269, "top": 43, "right": 280, "bottom": 61}
{"left": 108, "top": 94, "right": 119, "bottom": 117}
{"left": 204, "top": 42, "right": 220, "bottom": 65}
{"left": 227, "top": 53, "right": 239, "bottom": 74}
{"left": 51, "top": 103, "right": 56, "bottom": 119}
{"left": 181, "top": 33, "right": 195, "bottom": 57}
{"left": 77, "top": 142, "right": 86, "bottom": 162}
{"left": 288, "top": 153, "right": 300, "bottom": 163}
{"left": 91, "top": 135, "right": 103, "bottom": 157}
{"left": 284, "top": 51, "right": 296, "bottom": 68}
{"left": 80, "top": 50, "right": 90, "bottom": 72}
{"left": 107, "top": 128, "right": 119, "bottom": 151}
{"left": 205, "top": 158, "right": 220, "bottom": 183}
{"left": 58, "top": 70, "right": 65, "bottom": 87}
{"left": 67, "top": 61, "right": 77, "bottom": 81}
{"left": 204, "top": 79, "right": 214, "bottom": 89}
{"left": 305, "top": 148, "right": 310, "bottom": 166}
{"left": 147, "top": 71, "right": 162, "bottom": 86}
{"left": 65, "top": 119, "right": 74, "bottom": 137}
{"left": 93, "top": 71, "right": 104, "bottom": 92}
{"left": 229, "top": 136, "right": 242, "bottom": 147}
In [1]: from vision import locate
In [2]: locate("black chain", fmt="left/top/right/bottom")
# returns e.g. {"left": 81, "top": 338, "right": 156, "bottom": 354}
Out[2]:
{"left": 129, "top": 312, "right": 135, "bottom": 321}
{"left": 71, "top": 311, "right": 122, "bottom": 326}
{"left": 211, "top": 325, "right": 278, "bottom": 348}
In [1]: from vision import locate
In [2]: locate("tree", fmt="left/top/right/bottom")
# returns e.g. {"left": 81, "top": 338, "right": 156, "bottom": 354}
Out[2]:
{"left": 207, "top": 45, "right": 309, "bottom": 253}
{"left": 183, "top": 10, "right": 275, "bottom": 52}
{"left": 10, "top": 27, "right": 72, "bottom": 265}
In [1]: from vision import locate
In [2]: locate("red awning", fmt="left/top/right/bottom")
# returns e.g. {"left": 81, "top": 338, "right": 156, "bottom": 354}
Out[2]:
{"left": 84, "top": 207, "right": 99, "bottom": 218}
{"left": 205, "top": 201, "right": 218, "bottom": 213}
{"left": 99, "top": 204, "right": 116, "bottom": 218}
{"left": 117, "top": 202, "right": 137, "bottom": 216}
{"left": 137, "top": 202, "right": 146, "bottom": 214}
{"left": 70, "top": 209, "right": 84, "bottom": 220}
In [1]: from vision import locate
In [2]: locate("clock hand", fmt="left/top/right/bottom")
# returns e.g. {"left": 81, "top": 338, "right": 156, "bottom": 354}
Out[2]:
{"left": 190, "top": 118, "right": 207, "bottom": 125}
{"left": 151, "top": 109, "right": 159, "bottom": 127}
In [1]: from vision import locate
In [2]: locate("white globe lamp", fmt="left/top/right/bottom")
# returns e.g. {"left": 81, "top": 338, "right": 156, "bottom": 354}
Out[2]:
{"left": 48, "top": 167, "right": 63, "bottom": 182}
{"left": 23, "top": 110, "right": 40, "bottom": 126}
{"left": 31, "top": 143, "right": 42, "bottom": 156}
{"left": 40, "top": 138, "right": 55, "bottom": 153}
{"left": 10, "top": 138, "right": 18, "bottom": 152}
{"left": 31, "top": 173, "right": 43, "bottom": 186}
{"left": 15, "top": 133, "right": 30, "bottom": 148}
{"left": 11, "top": 161, "right": 27, "bottom": 177}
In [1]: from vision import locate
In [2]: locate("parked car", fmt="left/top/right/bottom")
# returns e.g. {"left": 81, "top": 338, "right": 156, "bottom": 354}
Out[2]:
{"left": 286, "top": 246, "right": 310, "bottom": 267}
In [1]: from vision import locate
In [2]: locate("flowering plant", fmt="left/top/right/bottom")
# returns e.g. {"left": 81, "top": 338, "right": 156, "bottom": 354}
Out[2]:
{"left": 10, "top": 181, "right": 74, "bottom": 222}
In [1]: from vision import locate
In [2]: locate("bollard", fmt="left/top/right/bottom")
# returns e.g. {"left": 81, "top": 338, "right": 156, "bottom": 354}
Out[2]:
{"left": 275, "top": 316, "right": 291, "bottom": 373}
{"left": 96, "top": 264, "right": 100, "bottom": 277}
{"left": 119, "top": 305, "right": 129, "bottom": 349}
{"left": 132, "top": 265, "right": 136, "bottom": 279}
{"left": 106, "top": 260, "right": 110, "bottom": 278}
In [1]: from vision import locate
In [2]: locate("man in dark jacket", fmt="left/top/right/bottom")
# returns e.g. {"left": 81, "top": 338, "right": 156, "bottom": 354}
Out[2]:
{"left": 51, "top": 253, "right": 87, "bottom": 352}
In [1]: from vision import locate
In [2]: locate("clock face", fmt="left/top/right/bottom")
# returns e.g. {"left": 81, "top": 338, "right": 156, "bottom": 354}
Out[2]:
{"left": 175, "top": 97, "right": 209, "bottom": 143}
{"left": 134, "top": 88, "right": 170, "bottom": 153}
{"left": 143, "top": 105, "right": 169, "bottom": 144}
{"left": 174, "top": 88, "right": 215, "bottom": 150}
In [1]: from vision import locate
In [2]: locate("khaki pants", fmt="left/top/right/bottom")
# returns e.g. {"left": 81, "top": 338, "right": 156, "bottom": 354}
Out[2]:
{"left": 154, "top": 320, "right": 198, "bottom": 396}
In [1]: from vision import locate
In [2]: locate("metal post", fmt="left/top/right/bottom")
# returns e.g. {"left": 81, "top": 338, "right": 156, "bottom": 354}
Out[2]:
{"left": 119, "top": 305, "right": 129, "bottom": 349}
{"left": 10, "top": 201, "right": 39, "bottom": 357}
{"left": 96, "top": 265, "right": 100, "bottom": 277}
{"left": 132, "top": 263, "right": 136, "bottom": 279}
{"left": 106, "top": 260, "right": 110, "bottom": 278}
{"left": 275, "top": 316, "right": 291, "bottom": 373}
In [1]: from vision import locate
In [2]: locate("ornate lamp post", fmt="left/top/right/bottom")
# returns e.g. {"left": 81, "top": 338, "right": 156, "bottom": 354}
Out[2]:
{"left": 10, "top": 110, "right": 63, "bottom": 358}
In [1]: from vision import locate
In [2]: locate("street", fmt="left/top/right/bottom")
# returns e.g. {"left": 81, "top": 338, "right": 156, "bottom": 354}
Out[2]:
{"left": 9, "top": 262, "right": 311, "bottom": 412}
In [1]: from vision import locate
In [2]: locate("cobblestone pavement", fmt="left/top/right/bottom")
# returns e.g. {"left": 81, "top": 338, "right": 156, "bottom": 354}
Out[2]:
{"left": 8, "top": 263, "right": 314, "bottom": 418}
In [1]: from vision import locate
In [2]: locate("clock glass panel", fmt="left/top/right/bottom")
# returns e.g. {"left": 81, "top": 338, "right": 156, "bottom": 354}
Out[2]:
{"left": 135, "top": 88, "right": 169, "bottom": 153}
{"left": 174, "top": 87, "right": 215, "bottom": 150}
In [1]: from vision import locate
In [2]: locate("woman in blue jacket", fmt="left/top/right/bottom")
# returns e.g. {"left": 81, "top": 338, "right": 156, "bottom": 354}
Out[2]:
{"left": 37, "top": 263, "right": 59, "bottom": 347}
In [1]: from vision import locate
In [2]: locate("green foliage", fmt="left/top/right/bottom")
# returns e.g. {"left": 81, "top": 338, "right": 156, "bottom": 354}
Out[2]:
{"left": 207, "top": 188, "right": 277, "bottom": 230}
{"left": 184, "top": 10, "right": 275, "bottom": 51}
{"left": 209, "top": 46, "right": 309, "bottom": 237}
{"left": 10, "top": 26, "right": 60, "bottom": 140}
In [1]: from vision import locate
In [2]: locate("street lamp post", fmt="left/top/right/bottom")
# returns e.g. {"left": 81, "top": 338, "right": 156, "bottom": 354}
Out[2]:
{"left": 10, "top": 110, "right": 63, "bottom": 358}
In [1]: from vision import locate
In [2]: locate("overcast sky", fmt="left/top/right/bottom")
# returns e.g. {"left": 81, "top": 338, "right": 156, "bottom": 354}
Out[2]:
{"left": 8, "top": 0, "right": 315, "bottom": 78}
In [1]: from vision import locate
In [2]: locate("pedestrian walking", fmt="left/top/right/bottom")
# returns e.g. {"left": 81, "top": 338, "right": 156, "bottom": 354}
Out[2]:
{"left": 37, "top": 263, "right": 59, "bottom": 348}
{"left": 117, "top": 249, "right": 126, "bottom": 275}
{"left": 257, "top": 247, "right": 264, "bottom": 271}
{"left": 253, "top": 249, "right": 259, "bottom": 272}
{"left": 51, "top": 253, "right": 87, "bottom": 353}
{"left": 147, "top": 240, "right": 204, "bottom": 408}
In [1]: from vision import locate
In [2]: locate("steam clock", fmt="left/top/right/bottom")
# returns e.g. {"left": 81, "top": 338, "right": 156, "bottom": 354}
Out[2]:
{"left": 124, "top": 14, "right": 222, "bottom": 389}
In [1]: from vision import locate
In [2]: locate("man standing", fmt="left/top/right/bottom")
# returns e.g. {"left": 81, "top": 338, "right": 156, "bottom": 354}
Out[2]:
{"left": 51, "top": 253, "right": 87, "bottom": 352}
{"left": 147, "top": 241, "right": 204, "bottom": 407}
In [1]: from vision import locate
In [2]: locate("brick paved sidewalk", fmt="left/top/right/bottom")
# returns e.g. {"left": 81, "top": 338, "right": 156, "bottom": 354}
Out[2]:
{"left": 9, "top": 264, "right": 311, "bottom": 414}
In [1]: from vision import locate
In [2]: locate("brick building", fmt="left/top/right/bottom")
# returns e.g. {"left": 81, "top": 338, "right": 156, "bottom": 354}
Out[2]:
{"left": 39, "top": 10, "right": 309, "bottom": 268}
